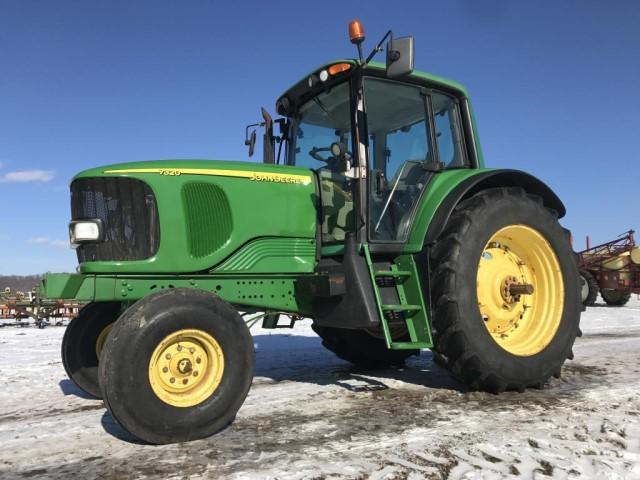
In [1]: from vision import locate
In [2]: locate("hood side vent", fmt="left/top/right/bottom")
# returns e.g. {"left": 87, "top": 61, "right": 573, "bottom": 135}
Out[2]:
{"left": 182, "top": 182, "right": 233, "bottom": 258}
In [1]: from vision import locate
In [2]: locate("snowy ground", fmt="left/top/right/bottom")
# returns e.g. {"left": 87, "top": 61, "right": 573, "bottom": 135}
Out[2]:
{"left": 1, "top": 298, "right": 640, "bottom": 479}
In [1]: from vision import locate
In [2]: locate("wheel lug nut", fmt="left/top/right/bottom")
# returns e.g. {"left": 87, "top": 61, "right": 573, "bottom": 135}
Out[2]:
{"left": 196, "top": 357, "right": 201, "bottom": 364}
{"left": 182, "top": 378, "right": 188, "bottom": 385}
{"left": 165, "top": 353, "right": 171, "bottom": 360}
{"left": 189, "top": 347, "right": 195, "bottom": 353}
{"left": 193, "top": 371, "right": 198, "bottom": 377}
{"left": 177, "top": 345, "right": 182, "bottom": 352}
{"left": 170, "top": 377, "right": 175, "bottom": 383}
{"left": 162, "top": 367, "right": 168, "bottom": 373}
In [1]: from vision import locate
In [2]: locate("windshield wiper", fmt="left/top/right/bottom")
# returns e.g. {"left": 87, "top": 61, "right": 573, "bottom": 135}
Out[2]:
{"left": 312, "top": 97, "right": 331, "bottom": 117}
{"left": 374, "top": 161, "right": 409, "bottom": 233}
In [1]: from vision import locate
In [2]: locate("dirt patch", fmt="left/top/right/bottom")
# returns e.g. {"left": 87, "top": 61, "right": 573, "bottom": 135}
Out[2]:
{"left": 0, "top": 403, "right": 104, "bottom": 425}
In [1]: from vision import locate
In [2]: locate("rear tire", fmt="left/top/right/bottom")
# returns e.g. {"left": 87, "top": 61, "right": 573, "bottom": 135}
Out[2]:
{"left": 579, "top": 270, "right": 598, "bottom": 306}
{"left": 99, "top": 288, "right": 254, "bottom": 444}
{"left": 426, "top": 188, "right": 581, "bottom": 392}
{"left": 312, "top": 325, "right": 418, "bottom": 367}
{"left": 61, "top": 302, "right": 121, "bottom": 398}
{"left": 601, "top": 289, "right": 631, "bottom": 306}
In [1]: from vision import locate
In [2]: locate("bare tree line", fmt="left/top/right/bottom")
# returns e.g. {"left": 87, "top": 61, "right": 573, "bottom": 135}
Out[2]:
{"left": 1, "top": 275, "right": 42, "bottom": 293}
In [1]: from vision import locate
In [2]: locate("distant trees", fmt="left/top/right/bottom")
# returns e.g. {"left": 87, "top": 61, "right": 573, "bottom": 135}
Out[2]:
{"left": 0, "top": 275, "right": 42, "bottom": 293}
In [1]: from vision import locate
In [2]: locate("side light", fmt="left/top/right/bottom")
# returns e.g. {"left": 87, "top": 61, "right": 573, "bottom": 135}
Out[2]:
{"left": 328, "top": 63, "right": 352, "bottom": 75}
{"left": 319, "top": 69, "right": 329, "bottom": 82}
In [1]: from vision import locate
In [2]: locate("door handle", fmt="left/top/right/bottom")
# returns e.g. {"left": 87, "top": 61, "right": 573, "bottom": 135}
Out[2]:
{"left": 375, "top": 171, "right": 385, "bottom": 195}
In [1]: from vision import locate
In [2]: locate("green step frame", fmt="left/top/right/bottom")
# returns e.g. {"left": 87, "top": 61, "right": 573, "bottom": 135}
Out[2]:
{"left": 363, "top": 244, "right": 433, "bottom": 350}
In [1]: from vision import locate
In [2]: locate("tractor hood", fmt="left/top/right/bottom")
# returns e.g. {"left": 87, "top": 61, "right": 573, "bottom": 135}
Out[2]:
{"left": 71, "top": 159, "right": 317, "bottom": 274}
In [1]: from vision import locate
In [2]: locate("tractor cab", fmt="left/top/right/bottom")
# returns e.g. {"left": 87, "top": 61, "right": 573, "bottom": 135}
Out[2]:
{"left": 247, "top": 21, "right": 479, "bottom": 256}
{"left": 277, "top": 64, "right": 473, "bottom": 250}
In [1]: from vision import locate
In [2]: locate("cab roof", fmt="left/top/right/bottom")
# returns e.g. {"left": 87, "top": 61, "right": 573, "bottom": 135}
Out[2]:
{"left": 277, "top": 58, "right": 470, "bottom": 113}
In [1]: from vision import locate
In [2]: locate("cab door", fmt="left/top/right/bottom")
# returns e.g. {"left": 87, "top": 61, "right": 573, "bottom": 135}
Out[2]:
{"left": 364, "top": 78, "right": 468, "bottom": 245}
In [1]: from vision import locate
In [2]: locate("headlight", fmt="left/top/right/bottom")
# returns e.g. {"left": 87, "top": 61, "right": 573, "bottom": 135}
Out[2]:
{"left": 69, "top": 219, "right": 104, "bottom": 248}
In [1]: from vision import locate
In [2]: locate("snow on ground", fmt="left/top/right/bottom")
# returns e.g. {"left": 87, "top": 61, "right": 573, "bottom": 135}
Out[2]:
{"left": 1, "top": 297, "right": 640, "bottom": 479}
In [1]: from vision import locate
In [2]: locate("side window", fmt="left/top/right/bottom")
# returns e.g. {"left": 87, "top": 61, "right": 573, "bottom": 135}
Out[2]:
{"left": 364, "top": 78, "right": 433, "bottom": 242}
{"left": 431, "top": 92, "right": 467, "bottom": 168}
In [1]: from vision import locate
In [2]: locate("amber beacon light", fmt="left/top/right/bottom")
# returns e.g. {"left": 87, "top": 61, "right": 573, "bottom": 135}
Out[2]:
{"left": 349, "top": 19, "right": 365, "bottom": 44}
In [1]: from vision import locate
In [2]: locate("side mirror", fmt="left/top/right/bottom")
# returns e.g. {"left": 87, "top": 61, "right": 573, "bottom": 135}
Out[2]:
{"left": 386, "top": 36, "right": 414, "bottom": 78}
{"left": 245, "top": 129, "right": 257, "bottom": 157}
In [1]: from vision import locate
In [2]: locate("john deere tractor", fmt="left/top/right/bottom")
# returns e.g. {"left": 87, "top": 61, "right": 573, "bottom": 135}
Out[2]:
{"left": 44, "top": 21, "right": 581, "bottom": 444}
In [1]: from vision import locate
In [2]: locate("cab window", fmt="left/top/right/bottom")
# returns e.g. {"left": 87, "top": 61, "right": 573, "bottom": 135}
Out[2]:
{"left": 431, "top": 91, "right": 467, "bottom": 168}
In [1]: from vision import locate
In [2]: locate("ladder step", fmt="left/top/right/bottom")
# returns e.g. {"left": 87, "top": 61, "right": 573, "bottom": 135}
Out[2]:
{"left": 381, "top": 304, "right": 421, "bottom": 312}
{"left": 374, "top": 270, "right": 411, "bottom": 278}
{"left": 390, "top": 341, "right": 432, "bottom": 350}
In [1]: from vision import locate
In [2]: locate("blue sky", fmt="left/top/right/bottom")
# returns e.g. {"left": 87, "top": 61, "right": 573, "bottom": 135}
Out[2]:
{"left": 1, "top": 1, "right": 638, "bottom": 274}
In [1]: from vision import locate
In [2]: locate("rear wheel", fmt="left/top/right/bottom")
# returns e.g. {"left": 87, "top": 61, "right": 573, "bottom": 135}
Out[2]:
{"left": 61, "top": 302, "right": 121, "bottom": 398}
{"left": 579, "top": 270, "right": 598, "bottom": 307}
{"left": 312, "top": 324, "right": 418, "bottom": 368}
{"left": 99, "top": 289, "right": 254, "bottom": 444}
{"left": 601, "top": 289, "right": 631, "bottom": 306}
{"left": 427, "top": 188, "right": 580, "bottom": 392}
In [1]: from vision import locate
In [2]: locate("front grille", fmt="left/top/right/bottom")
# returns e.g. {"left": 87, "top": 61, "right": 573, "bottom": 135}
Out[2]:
{"left": 71, "top": 177, "right": 160, "bottom": 262}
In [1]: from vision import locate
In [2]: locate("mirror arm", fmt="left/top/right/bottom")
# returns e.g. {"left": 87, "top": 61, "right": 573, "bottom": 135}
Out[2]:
{"left": 363, "top": 30, "right": 392, "bottom": 66}
{"left": 261, "top": 107, "right": 275, "bottom": 164}
{"left": 245, "top": 122, "right": 261, "bottom": 144}
{"left": 274, "top": 118, "right": 288, "bottom": 165}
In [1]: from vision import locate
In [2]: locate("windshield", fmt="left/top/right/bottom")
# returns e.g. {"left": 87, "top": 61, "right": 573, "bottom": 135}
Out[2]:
{"left": 287, "top": 81, "right": 356, "bottom": 244}
{"left": 287, "top": 81, "right": 352, "bottom": 171}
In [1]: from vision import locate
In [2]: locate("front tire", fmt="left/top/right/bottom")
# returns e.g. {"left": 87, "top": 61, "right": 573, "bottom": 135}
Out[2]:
{"left": 427, "top": 188, "right": 581, "bottom": 392}
{"left": 61, "top": 302, "right": 121, "bottom": 398}
{"left": 99, "top": 289, "right": 255, "bottom": 444}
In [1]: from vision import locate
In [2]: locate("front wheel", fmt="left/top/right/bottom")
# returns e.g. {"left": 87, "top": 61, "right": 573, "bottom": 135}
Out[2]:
{"left": 99, "top": 289, "right": 255, "bottom": 444}
{"left": 427, "top": 188, "right": 581, "bottom": 392}
{"left": 61, "top": 302, "right": 122, "bottom": 398}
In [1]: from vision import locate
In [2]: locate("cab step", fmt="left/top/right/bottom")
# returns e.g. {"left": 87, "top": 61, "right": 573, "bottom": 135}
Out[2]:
{"left": 374, "top": 269, "right": 412, "bottom": 287}
{"left": 374, "top": 270, "right": 411, "bottom": 278}
{"left": 363, "top": 245, "right": 433, "bottom": 350}
{"left": 381, "top": 304, "right": 421, "bottom": 312}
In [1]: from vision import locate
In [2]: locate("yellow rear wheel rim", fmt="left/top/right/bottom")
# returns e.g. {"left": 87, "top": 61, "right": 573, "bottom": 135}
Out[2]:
{"left": 148, "top": 329, "right": 224, "bottom": 408}
{"left": 95, "top": 324, "right": 113, "bottom": 358}
{"left": 476, "top": 225, "right": 564, "bottom": 356}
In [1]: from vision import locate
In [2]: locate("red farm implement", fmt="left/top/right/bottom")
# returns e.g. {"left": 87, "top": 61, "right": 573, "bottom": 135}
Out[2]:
{"left": 578, "top": 230, "right": 640, "bottom": 306}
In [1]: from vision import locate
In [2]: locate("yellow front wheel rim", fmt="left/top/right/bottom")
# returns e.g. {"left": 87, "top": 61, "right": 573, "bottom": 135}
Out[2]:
{"left": 476, "top": 225, "right": 564, "bottom": 356}
{"left": 148, "top": 329, "right": 224, "bottom": 408}
{"left": 95, "top": 323, "right": 113, "bottom": 358}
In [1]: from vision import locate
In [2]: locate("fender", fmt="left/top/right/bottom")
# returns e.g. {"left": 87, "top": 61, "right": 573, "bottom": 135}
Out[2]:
{"left": 423, "top": 169, "right": 565, "bottom": 246}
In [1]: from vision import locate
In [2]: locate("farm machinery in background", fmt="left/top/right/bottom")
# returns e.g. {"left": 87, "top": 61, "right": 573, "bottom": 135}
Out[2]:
{"left": 0, "top": 287, "right": 85, "bottom": 328}
{"left": 578, "top": 230, "right": 640, "bottom": 306}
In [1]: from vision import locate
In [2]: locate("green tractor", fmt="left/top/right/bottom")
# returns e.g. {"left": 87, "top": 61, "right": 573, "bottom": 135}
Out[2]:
{"left": 44, "top": 21, "right": 581, "bottom": 444}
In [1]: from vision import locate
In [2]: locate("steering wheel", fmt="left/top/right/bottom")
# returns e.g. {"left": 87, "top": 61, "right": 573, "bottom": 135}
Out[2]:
{"left": 309, "top": 146, "right": 333, "bottom": 163}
